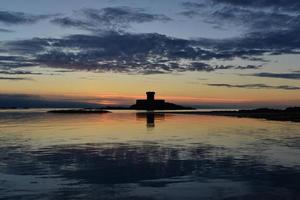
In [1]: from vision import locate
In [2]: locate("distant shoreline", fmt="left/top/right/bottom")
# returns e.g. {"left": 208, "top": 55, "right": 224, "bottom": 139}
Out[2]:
{"left": 155, "top": 107, "right": 300, "bottom": 122}
{"left": 1, "top": 107, "right": 299, "bottom": 122}
{"left": 47, "top": 109, "right": 111, "bottom": 114}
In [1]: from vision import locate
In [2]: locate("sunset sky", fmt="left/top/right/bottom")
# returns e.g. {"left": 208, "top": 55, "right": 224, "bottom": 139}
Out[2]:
{"left": 0, "top": 0, "right": 299, "bottom": 108}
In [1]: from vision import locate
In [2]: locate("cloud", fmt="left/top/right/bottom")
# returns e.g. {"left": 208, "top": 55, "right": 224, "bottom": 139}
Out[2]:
{"left": 180, "top": 2, "right": 208, "bottom": 18}
{"left": 215, "top": 64, "right": 262, "bottom": 70}
{"left": 51, "top": 7, "right": 171, "bottom": 32}
{"left": 197, "top": 6, "right": 298, "bottom": 32}
{"left": 0, "top": 55, "right": 37, "bottom": 70}
{"left": 0, "top": 70, "right": 42, "bottom": 75}
{"left": 0, "top": 28, "right": 13, "bottom": 32}
{"left": 249, "top": 71, "right": 300, "bottom": 80}
{"left": 0, "top": 4, "right": 298, "bottom": 75}
{"left": 0, "top": 10, "right": 54, "bottom": 25}
{"left": 0, "top": 93, "right": 101, "bottom": 108}
{"left": 0, "top": 32, "right": 263, "bottom": 74}
{"left": 0, "top": 4, "right": 297, "bottom": 74}
{"left": 181, "top": 1, "right": 300, "bottom": 31}
{"left": 188, "top": 62, "right": 214, "bottom": 72}
{"left": 0, "top": 77, "right": 32, "bottom": 81}
{"left": 181, "top": 0, "right": 300, "bottom": 59}
{"left": 194, "top": 28, "right": 300, "bottom": 60}
{"left": 51, "top": 17, "right": 90, "bottom": 29}
{"left": 208, "top": 0, "right": 300, "bottom": 12}
{"left": 207, "top": 83, "right": 300, "bottom": 90}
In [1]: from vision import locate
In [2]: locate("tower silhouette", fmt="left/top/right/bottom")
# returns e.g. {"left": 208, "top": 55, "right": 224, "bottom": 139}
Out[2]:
{"left": 146, "top": 91, "right": 155, "bottom": 102}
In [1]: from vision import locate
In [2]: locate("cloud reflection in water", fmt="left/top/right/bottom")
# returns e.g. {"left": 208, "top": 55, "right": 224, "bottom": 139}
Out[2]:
{"left": 0, "top": 111, "right": 300, "bottom": 199}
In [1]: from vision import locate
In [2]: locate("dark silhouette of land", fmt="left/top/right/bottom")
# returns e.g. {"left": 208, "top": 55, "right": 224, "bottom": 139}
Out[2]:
{"left": 155, "top": 107, "right": 300, "bottom": 122}
{"left": 130, "top": 91, "right": 193, "bottom": 110}
{"left": 48, "top": 109, "right": 110, "bottom": 114}
{"left": 41, "top": 106, "right": 300, "bottom": 122}
{"left": 0, "top": 107, "right": 30, "bottom": 109}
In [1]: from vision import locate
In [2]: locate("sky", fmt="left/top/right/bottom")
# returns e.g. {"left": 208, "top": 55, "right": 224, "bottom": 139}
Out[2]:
{"left": 0, "top": 0, "right": 299, "bottom": 108}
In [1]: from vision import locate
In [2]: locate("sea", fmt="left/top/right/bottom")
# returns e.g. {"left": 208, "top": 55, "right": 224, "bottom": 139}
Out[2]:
{"left": 0, "top": 109, "right": 299, "bottom": 199}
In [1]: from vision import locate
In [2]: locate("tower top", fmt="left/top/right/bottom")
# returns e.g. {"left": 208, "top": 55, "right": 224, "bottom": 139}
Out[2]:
{"left": 146, "top": 91, "right": 155, "bottom": 95}
{"left": 146, "top": 91, "right": 155, "bottom": 101}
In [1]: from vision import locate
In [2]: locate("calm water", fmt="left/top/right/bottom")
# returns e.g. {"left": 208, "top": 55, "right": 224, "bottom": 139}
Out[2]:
{"left": 0, "top": 110, "right": 300, "bottom": 200}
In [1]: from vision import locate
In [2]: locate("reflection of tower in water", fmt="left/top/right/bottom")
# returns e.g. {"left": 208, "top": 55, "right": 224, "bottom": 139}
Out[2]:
{"left": 136, "top": 112, "right": 165, "bottom": 128}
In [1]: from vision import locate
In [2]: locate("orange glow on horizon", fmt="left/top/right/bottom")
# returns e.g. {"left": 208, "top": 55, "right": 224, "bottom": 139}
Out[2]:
{"left": 1, "top": 90, "right": 299, "bottom": 107}
{"left": 66, "top": 93, "right": 300, "bottom": 106}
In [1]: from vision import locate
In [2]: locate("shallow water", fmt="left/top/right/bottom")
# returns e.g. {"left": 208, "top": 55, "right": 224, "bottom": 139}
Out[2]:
{"left": 0, "top": 110, "right": 299, "bottom": 199}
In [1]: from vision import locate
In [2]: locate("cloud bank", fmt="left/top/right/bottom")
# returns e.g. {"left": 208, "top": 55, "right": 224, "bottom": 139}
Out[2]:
{"left": 51, "top": 7, "right": 171, "bottom": 32}
{"left": 249, "top": 71, "right": 300, "bottom": 80}
{"left": 207, "top": 83, "right": 300, "bottom": 90}
{"left": 0, "top": 32, "right": 264, "bottom": 74}
{"left": 0, "top": 10, "right": 53, "bottom": 25}
{"left": 0, "top": 28, "right": 13, "bottom": 32}
{"left": 0, "top": 94, "right": 101, "bottom": 108}
{"left": 0, "top": 3, "right": 299, "bottom": 76}
{"left": 0, "top": 77, "right": 32, "bottom": 81}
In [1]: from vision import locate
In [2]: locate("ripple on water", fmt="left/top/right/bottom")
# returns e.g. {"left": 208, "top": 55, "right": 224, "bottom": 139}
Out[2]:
{"left": 0, "top": 111, "right": 299, "bottom": 199}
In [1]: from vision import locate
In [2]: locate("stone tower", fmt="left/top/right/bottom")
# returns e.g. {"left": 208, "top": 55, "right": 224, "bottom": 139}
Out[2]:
{"left": 146, "top": 91, "right": 155, "bottom": 102}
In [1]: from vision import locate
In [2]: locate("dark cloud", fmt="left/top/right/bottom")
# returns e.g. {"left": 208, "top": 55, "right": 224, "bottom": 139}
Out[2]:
{"left": 0, "top": 61, "right": 37, "bottom": 69}
{"left": 82, "top": 7, "right": 171, "bottom": 24}
{"left": 0, "top": 11, "right": 54, "bottom": 25}
{"left": 0, "top": 3, "right": 298, "bottom": 76}
{"left": 51, "top": 17, "right": 90, "bottom": 29}
{"left": 236, "top": 65, "right": 262, "bottom": 70}
{"left": 194, "top": 28, "right": 300, "bottom": 60}
{"left": 181, "top": 2, "right": 206, "bottom": 18}
{"left": 0, "top": 77, "right": 32, "bottom": 81}
{"left": 51, "top": 7, "right": 171, "bottom": 32}
{"left": 209, "top": 0, "right": 300, "bottom": 12}
{"left": 207, "top": 83, "right": 300, "bottom": 90}
{"left": 183, "top": 4, "right": 298, "bottom": 32}
{"left": 249, "top": 71, "right": 300, "bottom": 80}
{"left": 181, "top": 0, "right": 300, "bottom": 59}
{"left": 215, "top": 64, "right": 262, "bottom": 70}
{"left": 188, "top": 62, "right": 214, "bottom": 72}
{"left": 0, "top": 4, "right": 297, "bottom": 74}
{"left": 0, "top": 28, "right": 13, "bottom": 32}
{"left": 0, "top": 55, "right": 37, "bottom": 70}
{"left": 0, "top": 70, "right": 42, "bottom": 75}
{"left": 224, "top": 9, "right": 294, "bottom": 32}
{"left": 3, "top": 38, "right": 51, "bottom": 54}
{"left": 0, "top": 94, "right": 101, "bottom": 108}
{"left": 0, "top": 32, "right": 263, "bottom": 74}
{"left": 182, "top": 1, "right": 300, "bottom": 31}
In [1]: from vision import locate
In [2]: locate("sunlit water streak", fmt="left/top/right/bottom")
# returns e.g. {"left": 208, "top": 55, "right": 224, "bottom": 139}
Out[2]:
{"left": 0, "top": 110, "right": 299, "bottom": 199}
